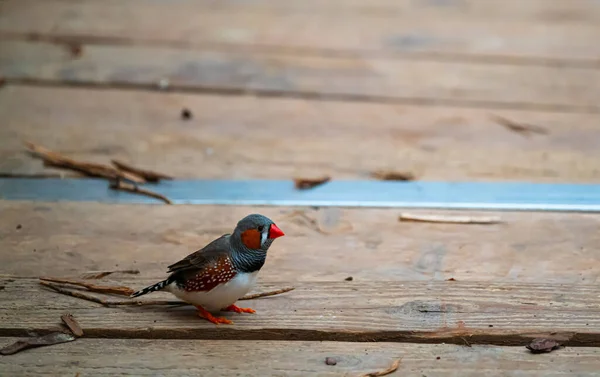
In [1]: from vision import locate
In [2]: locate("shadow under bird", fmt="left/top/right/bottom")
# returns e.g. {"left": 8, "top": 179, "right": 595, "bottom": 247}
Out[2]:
{"left": 131, "top": 214, "right": 285, "bottom": 324}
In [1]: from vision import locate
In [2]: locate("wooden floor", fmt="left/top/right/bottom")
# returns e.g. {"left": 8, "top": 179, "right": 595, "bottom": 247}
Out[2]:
{"left": 1, "top": 0, "right": 600, "bottom": 375}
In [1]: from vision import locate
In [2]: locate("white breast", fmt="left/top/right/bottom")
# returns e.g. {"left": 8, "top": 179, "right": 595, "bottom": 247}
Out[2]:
{"left": 167, "top": 271, "right": 259, "bottom": 312}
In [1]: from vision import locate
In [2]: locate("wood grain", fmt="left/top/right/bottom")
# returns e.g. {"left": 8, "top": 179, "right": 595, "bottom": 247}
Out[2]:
{"left": 0, "top": 339, "right": 598, "bottom": 377}
{"left": 1, "top": 41, "right": 599, "bottom": 113}
{"left": 2, "top": 86, "right": 600, "bottom": 182}
{"left": 1, "top": 202, "right": 600, "bottom": 284}
{"left": 1, "top": 0, "right": 600, "bottom": 62}
{"left": 1, "top": 278, "right": 599, "bottom": 345}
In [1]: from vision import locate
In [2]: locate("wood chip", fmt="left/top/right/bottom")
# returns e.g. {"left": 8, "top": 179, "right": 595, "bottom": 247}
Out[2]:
{"left": 490, "top": 115, "right": 548, "bottom": 136}
{"left": 447, "top": 278, "right": 456, "bottom": 281}
{"left": 111, "top": 160, "right": 173, "bottom": 182}
{"left": 0, "top": 332, "right": 75, "bottom": 355}
{"left": 294, "top": 176, "right": 331, "bottom": 190}
{"left": 399, "top": 213, "right": 502, "bottom": 224}
{"left": 25, "top": 142, "right": 145, "bottom": 183}
{"left": 360, "top": 359, "right": 401, "bottom": 377}
{"left": 371, "top": 170, "right": 415, "bottom": 181}
{"left": 325, "top": 357, "right": 338, "bottom": 365}
{"left": 110, "top": 180, "right": 173, "bottom": 204}
{"left": 526, "top": 338, "right": 562, "bottom": 353}
{"left": 80, "top": 269, "right": 140, "bottom": 280}
{"left": 39, "top": 277, "right": 134, "bottom": 296}
{"left": 61, "top": 313, "right": 84, "bottom": 337}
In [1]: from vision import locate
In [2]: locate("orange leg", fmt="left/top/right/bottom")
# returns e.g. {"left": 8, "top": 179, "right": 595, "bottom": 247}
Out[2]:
{"left": 195, "top": 305, "right": 233, "bottom": 325}
{"left": 223, "top": 304, "right": 256, "bottom": 314}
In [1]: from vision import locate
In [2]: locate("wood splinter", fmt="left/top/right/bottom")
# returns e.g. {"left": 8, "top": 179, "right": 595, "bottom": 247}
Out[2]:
{"left": 111, "top": 160, "right": 173, "bottom": 182}
{"left": 360, "top": 359, "right": 401, "bottom": 377}
{"left": 399, "top": 213, "right": 502, "bottom": 224}
{"left": 110, "top": 180, "right": 173, "bottom": 205}
{"left": 39, "top": 276, "right": 134, "bottom": 296}
{"left": 490, "top": 115, "right": 548, "bottom": 136}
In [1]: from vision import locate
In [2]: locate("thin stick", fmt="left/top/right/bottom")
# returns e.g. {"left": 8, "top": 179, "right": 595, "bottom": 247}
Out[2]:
{"left": 40, "top": 281, "right": 108, "bottom": 306}
{"left": 239, "top": 287, "right": 295, "bottom": 300}
{"left": 39, "top": 277, "right": 134, "bottom": 296}
{"left": 25, "top": 141, "right": 145, "bottom": 183}
{"left": 111, "top": 160, "right": 173, "bottom": 182}
{"left": 110, "top": 180, "right": 173, "bottom": 204}
{"left": 360, "top": 359, "right": 401, "bottom": 377}
{"left": 80, "top": 270, "right": 140, "bottom": 280}
{"left": 490, "top": 115, "right": 548, "bottom": 136}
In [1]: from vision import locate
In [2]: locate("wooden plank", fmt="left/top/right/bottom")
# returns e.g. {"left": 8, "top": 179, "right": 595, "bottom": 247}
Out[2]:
{"left": 1, "top": 0, "right": 600, "bottom": 62}
{"left": 1, "top": 202, "right": 600, "bottom": 283}
{"left": 1, "top": 41, "right": 599, "bottom": 113}
{"left": 1, "top": 277, "right": 599, "bottom": 345}
{"left": 3, "top": 86, "right": 600, "bottom": 183}
{"left": 1, "top": 339, "right": 597, "bottom": 377}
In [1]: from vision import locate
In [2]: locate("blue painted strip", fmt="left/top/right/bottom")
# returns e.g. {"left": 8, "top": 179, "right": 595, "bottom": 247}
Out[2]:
{"left": 1, "top": 178, "right": 600, "bottom": 212}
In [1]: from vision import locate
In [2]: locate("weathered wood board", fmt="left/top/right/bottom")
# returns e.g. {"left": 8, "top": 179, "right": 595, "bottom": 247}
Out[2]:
{"left": 1, "top": 278, "right": 599, "bottom": 345}
{"left": 1, "top": 0, "right": 600, "bottom": 62}
{"left": 1, "top": 41, "right": 599, "bottom": 112}
{"left": 1, "top": 338, "right": 597, "bottom": 377}
{"left": 2, "top": 86, "right": 600, "bottom": 182}
{"left": 1, "top": 202, "right": 599, "bottom": 283}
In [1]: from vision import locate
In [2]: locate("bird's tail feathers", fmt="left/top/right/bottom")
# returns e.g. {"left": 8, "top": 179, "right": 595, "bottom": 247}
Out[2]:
{"left": 130, "top": 278, "right": 172, "bottom": 298}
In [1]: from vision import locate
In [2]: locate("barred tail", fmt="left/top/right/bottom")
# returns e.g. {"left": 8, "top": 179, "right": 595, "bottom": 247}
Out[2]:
{"left": 130, "top": 278, "right": 172, "bottom": 298}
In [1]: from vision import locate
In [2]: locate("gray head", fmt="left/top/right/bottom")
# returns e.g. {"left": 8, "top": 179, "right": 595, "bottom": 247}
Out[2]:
{"left": 230, "top": 214, "right": 284, "bottom": 273}
{"left": 232, "top": 214, "right": 285, "bottom": 252}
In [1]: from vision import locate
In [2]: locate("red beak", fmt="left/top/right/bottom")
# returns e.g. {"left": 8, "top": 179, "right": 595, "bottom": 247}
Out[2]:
{"left": 268, "top": 223, "right": 285, "bottom": 239}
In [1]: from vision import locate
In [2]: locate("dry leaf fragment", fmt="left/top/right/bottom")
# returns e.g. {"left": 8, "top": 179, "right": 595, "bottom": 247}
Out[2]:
{"left": 490, "top": 115, "right": 548, "bottom": 136}
{"left": 447, "top": 278, "right": 456, "bottom": 281}
{"left": 294, "top": 176, "right": 331, "bottom": 189}
{"left": 61, "top": 313, "right": 84, "bottom": 337}
{"left": 111, "top": 160, "right": 173, "bottom": 182}
{"left": 526, "top": 338, "right": 562, "bottom": 353}
{"left": 360, "top": 359, "right": 401, "bottom": 377}
{"left": 0, "top": 332, "right": 75, "bottom": 355}
{"left": 24, "top": 142, "right": 145, "bottom": 183}
{"left": 371, "top": 170, "right": 415, "bottom": 181}
{"left": 399, "top": 213, "right": 502, "bottom": 224}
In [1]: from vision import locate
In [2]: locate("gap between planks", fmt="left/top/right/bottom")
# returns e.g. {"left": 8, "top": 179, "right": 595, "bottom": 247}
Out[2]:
{"left": 5, "top": 80, "right": 600, "bottom": 115}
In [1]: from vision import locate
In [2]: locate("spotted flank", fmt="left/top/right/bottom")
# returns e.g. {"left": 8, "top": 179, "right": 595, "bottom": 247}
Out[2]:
{"left": 130, "top": 278, "right": 173, "bottom": 298}
{"left": 181, "top": 256, "right": 238, "bottom": 292}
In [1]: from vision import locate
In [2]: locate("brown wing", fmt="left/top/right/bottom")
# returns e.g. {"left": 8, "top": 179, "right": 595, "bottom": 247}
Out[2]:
{"left": 166, "top": 234, "right": 231, "bottom": 273}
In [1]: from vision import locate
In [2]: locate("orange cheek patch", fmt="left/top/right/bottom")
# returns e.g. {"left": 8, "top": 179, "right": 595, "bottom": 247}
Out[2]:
{"left": 241, "top": 229, "right": 261, "bottom": 249}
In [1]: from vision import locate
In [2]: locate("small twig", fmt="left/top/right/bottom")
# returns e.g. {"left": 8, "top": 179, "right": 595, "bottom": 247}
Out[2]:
{"left": 360, "top": 359, "right": 401, "bottom": 377}
{"left": 80, "top": 270, "right": 140, "bottom": 280}
{"left": 460, "top": 336, "right": 472, "bottom": 347}
{"left": 490, "top": 115, "right": 548, "bottom": 136}
{"left": 61, "top": 314, "right": 84, "bottom": 337}
{"left": 371, "top": 170, "right": 415, "bottom": 181}
{"left": 399, "top": 213, "right": 502, "bottom": 224}
{"left": 25, "top": 141, "right": 145, "bottom": 183}
{"left": 239, "top": 287, "right": 295, "bottom": 300}
{"left": 39, "top": 277, "right": 134, "bottom": 296}
{"left": 110, "top": 180, "right": 173, "bottom": 204}
{"left": 111, "top": 160, "right": 173, "bottom": 182}
{"left": 293, "top": 176, "right": 331, "bottom": 190}
{"left": 40, "top": 281, "right": 108, "bottom": 306}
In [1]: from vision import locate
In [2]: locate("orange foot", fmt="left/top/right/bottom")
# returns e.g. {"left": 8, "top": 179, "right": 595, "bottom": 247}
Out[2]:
{"left": 223, "top": 304, "right": 256, "bottom": 314}
{"left": 195, "top": 305, "right": 233, "bottom": 325}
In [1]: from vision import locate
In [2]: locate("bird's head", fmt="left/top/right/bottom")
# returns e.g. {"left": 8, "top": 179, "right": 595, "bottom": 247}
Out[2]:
{"left": 233, "top": 213, "right": 285, "bottom": 252}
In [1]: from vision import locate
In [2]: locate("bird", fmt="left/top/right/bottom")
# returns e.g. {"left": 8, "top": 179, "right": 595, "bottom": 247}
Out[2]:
{"left": 130, "top": 214, "right": 285, "bottom": 325}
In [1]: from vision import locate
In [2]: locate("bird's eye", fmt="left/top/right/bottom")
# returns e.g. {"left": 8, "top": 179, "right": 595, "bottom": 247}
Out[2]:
{"left": 257, "top": 225, "right": 264, "bottom": 232}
